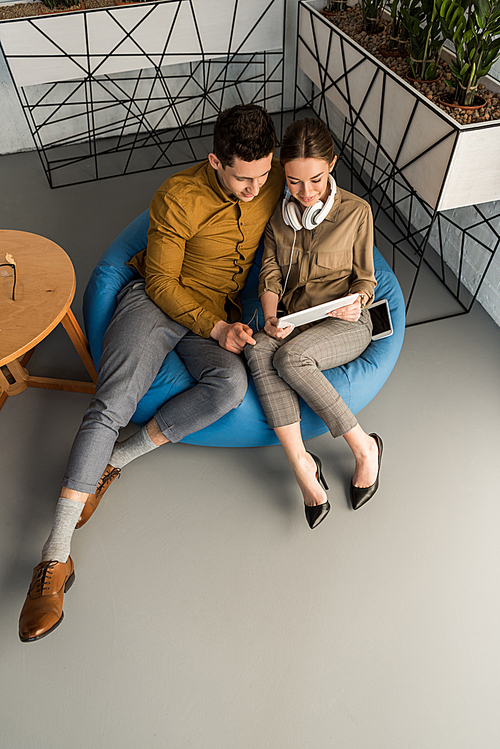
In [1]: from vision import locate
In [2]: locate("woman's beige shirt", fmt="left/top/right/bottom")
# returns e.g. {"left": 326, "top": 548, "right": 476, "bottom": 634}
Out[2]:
{"left": 258, "top": 187, "right": 376, "bottom": 312}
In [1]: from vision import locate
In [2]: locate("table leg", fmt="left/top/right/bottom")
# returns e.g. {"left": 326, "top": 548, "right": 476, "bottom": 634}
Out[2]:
{"left": 22, "top": 311, "right": 96, "bottom": 394}
{"left": 5, "top": 358, "right": 29, "bottom": 394}
{"left": 0, "top": 311, "right": 97, "bottom": 412}
{"left": 0, "top": 374, "right": 7, "bottom": 409}
{"left": 61, "top": 308, "right": 98, "bottom": 383}
{"left": 0, "top": 368, "right": 13, "bottom": 396}
{"left": 0, "top": 351, "right": 33, "bottom": 410}
{"left": 1, "top": 359, "right": 28, "bottom": 396}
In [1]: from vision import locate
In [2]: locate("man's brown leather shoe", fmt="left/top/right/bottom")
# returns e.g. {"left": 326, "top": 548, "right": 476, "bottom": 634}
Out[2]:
{"left": 19, "top": 557, "right": 75, "bottom": 642}
{"left": 76, "top": 464, "right": 121, "bottom": 528}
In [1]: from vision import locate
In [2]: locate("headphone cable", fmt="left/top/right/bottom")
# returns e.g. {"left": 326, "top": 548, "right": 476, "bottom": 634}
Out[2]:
{"left": 281, "top": 227, "right": 297, "bottom": 299}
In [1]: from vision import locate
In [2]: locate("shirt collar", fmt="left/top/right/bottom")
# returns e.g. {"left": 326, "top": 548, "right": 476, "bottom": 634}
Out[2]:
{"left": 207, "top": 161, "right": 237, "bottom": 204}
{"left": 324, "top": 185, "right": 342, "bottom": 223}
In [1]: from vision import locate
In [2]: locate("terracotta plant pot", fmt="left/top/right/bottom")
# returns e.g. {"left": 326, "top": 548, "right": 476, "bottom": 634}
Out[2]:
{"left": 379, "top": 43, "right": 404, "bottom": 58}
{"left": 406, "top": 69, "right": 441, "bottom": 85}
{"left": 438, "top": 93, "right": 487, "bottom": 111}
{"left": 321, "top": 3, "right": 347, "bottom": 20}
{"left": 321, "top": 8, "right": 336, "bottom": 20}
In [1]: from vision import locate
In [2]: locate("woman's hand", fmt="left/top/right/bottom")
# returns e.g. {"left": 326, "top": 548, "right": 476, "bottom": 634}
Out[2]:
{"left": 264, "top": 316, "right": 295, "bottom": 340}
{"left": 327, "top": 296, "right": 362, "bottom": 322}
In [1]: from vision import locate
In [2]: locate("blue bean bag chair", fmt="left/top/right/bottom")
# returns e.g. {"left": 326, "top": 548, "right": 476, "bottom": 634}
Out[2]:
{"left": 83, "top": 210, "right": 405, "bottom": 447}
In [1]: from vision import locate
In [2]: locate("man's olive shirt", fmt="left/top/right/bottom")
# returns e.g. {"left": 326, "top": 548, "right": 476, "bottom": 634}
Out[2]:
{"left": 128, "top": 158, "right": 284, "bottom": 338}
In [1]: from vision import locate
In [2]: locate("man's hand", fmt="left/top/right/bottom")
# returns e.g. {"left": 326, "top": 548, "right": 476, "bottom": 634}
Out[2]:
{"left": 264, "top": 316, "right": 294, "bottom": 340}
{"left": 327, "top": 296, "right": 362, "bottom": 323}
{"left": 211, "top": 321, "right": 256, "bottom": 353}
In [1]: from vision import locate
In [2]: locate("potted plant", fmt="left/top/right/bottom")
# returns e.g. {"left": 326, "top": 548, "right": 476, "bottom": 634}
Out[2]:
{"left": 360, "top": 0, "right": 385, "bottom": 33}
{"left": 380, "top": 0, "right": 411, "bottom": 56}
{"left": 400, "top": 0, "right": 445, "bottom": 81}
{"left": 296, "top": 0, "right": 500, "bottom": 211}
{"left": 322, "top": 0, "right": 347, "bottom": 18}
{"left": 437, "top": 0, "right": 500, "bottom": 107}
{"left": 39, "top": 0, "right": 83, "bottom": 14}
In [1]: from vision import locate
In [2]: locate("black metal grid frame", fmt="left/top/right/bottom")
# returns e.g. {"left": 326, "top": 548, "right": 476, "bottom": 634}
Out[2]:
{"left": 0, "top": 0, "right": 286, "bottom": 187}
{"left": 294, "top": 1, "right": 499, "bottom": 326}
{"left": 1, "top": 0, "right": 498, "bottom": 326}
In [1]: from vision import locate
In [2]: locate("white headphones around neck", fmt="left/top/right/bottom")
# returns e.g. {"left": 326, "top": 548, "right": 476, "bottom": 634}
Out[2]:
{"left": 282, "top": 174, "right": 337, "bottom": 231}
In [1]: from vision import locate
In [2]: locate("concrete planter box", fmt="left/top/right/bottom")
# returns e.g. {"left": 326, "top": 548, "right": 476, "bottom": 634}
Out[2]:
{"left": 0, "top": 0, "right": 283, "bottom": 87}
{"left": 298, "top": 0, "right": 500, "bottom": 211}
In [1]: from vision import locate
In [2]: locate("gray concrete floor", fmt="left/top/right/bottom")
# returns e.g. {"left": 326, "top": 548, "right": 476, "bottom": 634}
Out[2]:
{"left": 1, "top": 148, "right": 500, "bottom": 749}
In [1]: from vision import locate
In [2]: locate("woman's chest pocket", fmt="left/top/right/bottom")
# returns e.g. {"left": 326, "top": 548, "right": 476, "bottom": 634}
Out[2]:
{"left": 311, "top": 249, "right": 353, "bottom": 280}
{"left": 277, "top": 246, "right": 300, "bottom": 271}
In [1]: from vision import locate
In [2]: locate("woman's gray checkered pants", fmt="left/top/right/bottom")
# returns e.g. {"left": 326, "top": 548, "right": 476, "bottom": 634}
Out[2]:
{"left": 245, "top": 309, "right": 372, "bottom": 438}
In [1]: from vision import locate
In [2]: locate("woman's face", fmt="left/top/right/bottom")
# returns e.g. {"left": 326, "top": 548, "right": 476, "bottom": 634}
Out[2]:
{"left": 284, "top": 157, "right": 336, "bottom": 209}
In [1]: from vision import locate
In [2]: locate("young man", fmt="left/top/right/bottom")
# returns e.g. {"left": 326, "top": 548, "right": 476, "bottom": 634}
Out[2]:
{"left": 19, "top": 104, "right": 285, "bottom": 642}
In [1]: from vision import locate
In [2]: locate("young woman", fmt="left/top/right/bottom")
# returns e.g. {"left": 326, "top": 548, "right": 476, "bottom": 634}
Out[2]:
{"left": 245, "top": 118, "right": 383, "bottom": 529}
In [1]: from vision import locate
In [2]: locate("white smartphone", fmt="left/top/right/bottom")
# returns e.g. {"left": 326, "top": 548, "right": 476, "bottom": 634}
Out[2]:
{"left": 368, "top": 298, "right": 393, "bottom": 340}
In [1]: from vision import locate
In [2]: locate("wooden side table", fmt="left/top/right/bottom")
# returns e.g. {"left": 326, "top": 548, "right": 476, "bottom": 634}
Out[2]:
{"left": 0, "top": 230, "right": 98, "bottom": 412}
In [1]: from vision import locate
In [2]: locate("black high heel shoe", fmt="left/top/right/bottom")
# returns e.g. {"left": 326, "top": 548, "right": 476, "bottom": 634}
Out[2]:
{"left": 350, "top": 433, "right": 383, "bottom": 510}
{"left": 304, "top": 452, "right": 330, "bottom": 529}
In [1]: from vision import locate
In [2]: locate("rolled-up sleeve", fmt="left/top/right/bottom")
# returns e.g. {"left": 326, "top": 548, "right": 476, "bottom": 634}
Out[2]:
{"left": 348, "top": 205, "right": 376, "bottom": 306}
{"left": 258, "top": 221, "right": 284, "bottom": 299}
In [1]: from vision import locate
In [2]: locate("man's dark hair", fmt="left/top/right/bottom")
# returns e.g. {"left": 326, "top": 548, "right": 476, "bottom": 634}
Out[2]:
{"left": 213, "top": 104, "right": 276, "bottom": 167}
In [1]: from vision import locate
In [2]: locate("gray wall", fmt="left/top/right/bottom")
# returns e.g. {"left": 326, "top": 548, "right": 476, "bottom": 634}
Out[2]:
{"left": 0, "top": 48, "right": 32, "bottom": 153}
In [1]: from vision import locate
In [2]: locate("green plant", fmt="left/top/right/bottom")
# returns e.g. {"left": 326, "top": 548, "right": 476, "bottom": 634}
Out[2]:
{"left": 438, "top": 0, "right": 500, "bottom": 105}
{"left": 400, "top": 0, "right": 445, "bottom": 80}
{"left": 387, "top": 0, "right": 410, "bottom": 52}
{"left": 360, "top": 0, "right": 385, "bottom": 33}
{"left": 42, "top": 0, "right": 79, "bottom": 8}
{"left": 387, "top": 0, "right": 401, "bottom": 49}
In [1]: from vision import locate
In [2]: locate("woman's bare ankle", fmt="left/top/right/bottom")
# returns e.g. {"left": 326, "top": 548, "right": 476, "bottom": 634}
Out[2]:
{"left": 293, "top": 453, "right": 327, "bottom": 507}
{"left": 352, "top": 437, "right": 379, "bottom": 488}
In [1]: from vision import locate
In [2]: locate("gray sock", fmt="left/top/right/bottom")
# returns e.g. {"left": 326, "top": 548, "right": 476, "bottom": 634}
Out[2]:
{"left": 41, "top": 497, "right": 83, "bottom": 563}
{"left": 109, "top": 425, "right": 159, "bottom": 469}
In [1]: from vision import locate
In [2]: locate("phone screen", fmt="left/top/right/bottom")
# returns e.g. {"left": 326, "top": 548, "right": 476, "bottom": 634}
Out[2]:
{"left": 369, "top": 300, "right": 392, "bottom": 337}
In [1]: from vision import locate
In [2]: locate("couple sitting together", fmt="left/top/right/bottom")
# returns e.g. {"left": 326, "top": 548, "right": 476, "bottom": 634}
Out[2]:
{"left": 19, "top": 104, "right": 383, "bottom": 643}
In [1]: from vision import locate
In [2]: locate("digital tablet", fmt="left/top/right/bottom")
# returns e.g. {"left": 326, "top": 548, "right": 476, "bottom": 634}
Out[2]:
{"left": 277, "top": 293, "right": 360, "bottom": 328}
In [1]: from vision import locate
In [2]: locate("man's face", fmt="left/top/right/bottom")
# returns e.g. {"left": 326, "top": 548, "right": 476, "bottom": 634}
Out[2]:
{"left": 209, "top": 153, "right": 274, "bottom": 202}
